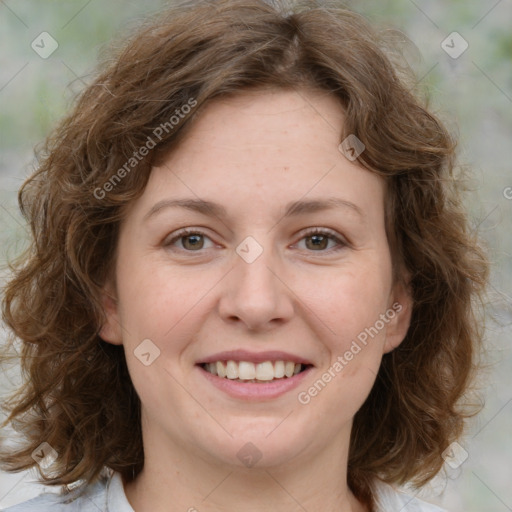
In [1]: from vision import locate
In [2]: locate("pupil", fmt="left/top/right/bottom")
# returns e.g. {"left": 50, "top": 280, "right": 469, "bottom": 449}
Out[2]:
{"left": 307, "top": 234, "right": 327, "bottom": 250}
{"left": 184, "top": 234, "right": 203, "bottom": 250}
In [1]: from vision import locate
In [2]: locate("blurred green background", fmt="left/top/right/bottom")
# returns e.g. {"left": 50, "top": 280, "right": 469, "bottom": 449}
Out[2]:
{"left": 1, "top": 1, "right": 511, "bottom": 510}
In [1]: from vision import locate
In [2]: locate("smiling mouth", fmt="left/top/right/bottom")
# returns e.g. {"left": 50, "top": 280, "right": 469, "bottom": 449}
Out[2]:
{"left": 199, "top": 360, "right": 312, "bottom": 383}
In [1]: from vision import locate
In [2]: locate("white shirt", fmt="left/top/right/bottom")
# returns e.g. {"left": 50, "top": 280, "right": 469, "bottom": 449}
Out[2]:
{"left": 2, "top": 469, "right": 447, "bottom": 511}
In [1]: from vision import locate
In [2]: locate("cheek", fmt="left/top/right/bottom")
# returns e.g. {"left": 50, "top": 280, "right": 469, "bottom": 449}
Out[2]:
{"left": 320, "top": 363, "right": 380, "bottom": 422}
{"left": 115, "top": 257, "right": 208, "bottom": 341}
{"left": 298, "top": 260, "right": 393, "bottom": 345}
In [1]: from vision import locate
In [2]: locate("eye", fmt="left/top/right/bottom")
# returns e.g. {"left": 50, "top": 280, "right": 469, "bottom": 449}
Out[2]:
{"left": 164, "top": 229, "right": 214, "bottom": 251}
{"left": 296, "top": 228, "right": 347, "bottom": 252}
{"left": 163, "top": 227, "right": 347, "bottom": 254}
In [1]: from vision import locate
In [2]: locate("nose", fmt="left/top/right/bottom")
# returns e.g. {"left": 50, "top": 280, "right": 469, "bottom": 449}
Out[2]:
{"left": 217, "top": 241, "right": 295, "bottom": 332}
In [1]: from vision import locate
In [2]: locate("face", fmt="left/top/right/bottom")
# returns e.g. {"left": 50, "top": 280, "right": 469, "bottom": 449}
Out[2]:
{"left": 100, "top": 87, "right": 411, "bottom": 472}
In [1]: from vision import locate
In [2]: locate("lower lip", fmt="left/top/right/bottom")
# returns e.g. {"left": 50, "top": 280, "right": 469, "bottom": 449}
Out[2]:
{"left": 196, "top": 365, "right": 313, "bottom": 400}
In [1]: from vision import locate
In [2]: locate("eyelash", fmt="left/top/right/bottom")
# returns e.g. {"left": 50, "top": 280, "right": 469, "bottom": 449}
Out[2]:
{"left": 164, "top": 227, "right": 348, "bottom": 254}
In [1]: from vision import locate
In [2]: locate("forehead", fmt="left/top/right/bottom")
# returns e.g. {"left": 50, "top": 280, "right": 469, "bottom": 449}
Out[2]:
{"left": 126, "top": 87, "right": 385, "bottom": 225}
{"left": 184, "top": 86, "right": 346, "bottom": 152}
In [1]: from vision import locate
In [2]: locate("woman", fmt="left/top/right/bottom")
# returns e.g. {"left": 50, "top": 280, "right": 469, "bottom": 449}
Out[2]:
{"left": 0, "top": 0, "right": 488, "bottom": 510}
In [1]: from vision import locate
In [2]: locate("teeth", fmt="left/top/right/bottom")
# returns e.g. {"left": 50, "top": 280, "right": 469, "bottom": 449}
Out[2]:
{"left": 285, "top": 361, "right": 295, "bottom": 378}
{"left": 226, "top": 360, "right": 238, "bottom": 379}
{"left": 274, "top": 360, "right": 285, "bottom": 378}
{"left": 217, "top": 361, "right": 226, "bottom": 378}
{"left": 239, "top": 361, "right": 256, "bottom": 380}
{"left": 204, "top": 360, "right": 305, "bottom": 381}
{"left": 255, "top": 361, "right": 274, "bottom": 381}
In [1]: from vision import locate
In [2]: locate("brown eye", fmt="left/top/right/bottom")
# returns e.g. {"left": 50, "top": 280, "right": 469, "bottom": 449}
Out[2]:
{"left": 164, "top": 229, "right": 214, "bottom": 252}
{"left": 181, "top": 233, "right": 204, "bottom": 250}
{"left": 305, "top": 233, "right": 329, "bottom": 250}
{"left": 297, "top": 228, "right": 347, "bottom": 253}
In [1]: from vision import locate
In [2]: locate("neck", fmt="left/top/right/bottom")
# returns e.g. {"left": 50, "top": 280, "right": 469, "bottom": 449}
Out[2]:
{"left": 123, "top": 420, "right": 368, "bottom": 512}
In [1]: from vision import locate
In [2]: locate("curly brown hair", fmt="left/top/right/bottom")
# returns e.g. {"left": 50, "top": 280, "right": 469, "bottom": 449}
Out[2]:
{"left": 0, "top": 0, "right": 488, "bottom": 508}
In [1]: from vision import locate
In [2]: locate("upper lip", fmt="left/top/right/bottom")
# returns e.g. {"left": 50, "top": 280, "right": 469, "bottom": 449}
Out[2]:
{"left": 198, "top": 349, "right": 313, "bottom": 366}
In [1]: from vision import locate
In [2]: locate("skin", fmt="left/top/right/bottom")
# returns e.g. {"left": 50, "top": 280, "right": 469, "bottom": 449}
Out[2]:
{"left": 100, "top": 87, "right": 412, "bottom": 512}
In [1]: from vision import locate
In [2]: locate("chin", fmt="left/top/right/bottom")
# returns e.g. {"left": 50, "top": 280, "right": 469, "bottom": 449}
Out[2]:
{"left": 204, "top": 430, "right": 307, "bottom": 470}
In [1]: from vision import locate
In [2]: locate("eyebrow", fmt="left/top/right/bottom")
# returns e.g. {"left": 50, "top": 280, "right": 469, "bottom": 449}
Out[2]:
{"left": 143, "top": 196, "right": 365, "bottom": 222}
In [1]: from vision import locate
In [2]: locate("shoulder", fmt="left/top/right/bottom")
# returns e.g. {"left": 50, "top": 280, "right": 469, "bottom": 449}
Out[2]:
{"left": 373, "top": 479, "right": 448, "bottom": 512}
{"left": 2, "top": 470, "right": 130, "bottom": 512}
{"left": 2, "top": 491, "right": 84, "bottom": 511}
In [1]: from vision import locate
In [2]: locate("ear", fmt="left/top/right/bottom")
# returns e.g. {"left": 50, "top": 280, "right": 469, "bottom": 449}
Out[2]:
{"left": 98, "top": 279, "right": 123, "bottom": 345}
{"left": 383, "top": 279, "right": 413, "bottom": 354}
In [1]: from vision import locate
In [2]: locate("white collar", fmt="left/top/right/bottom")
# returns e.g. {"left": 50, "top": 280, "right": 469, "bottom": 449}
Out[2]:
{"left": 373, "top": 479, "right": 447, "bottom": 511}
{"left": 106, "top": 471, "right": 135, "bottom": 512}
{"left": 104, "top": 471, "right": 446, "bottom": 512}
